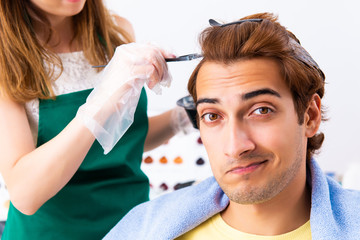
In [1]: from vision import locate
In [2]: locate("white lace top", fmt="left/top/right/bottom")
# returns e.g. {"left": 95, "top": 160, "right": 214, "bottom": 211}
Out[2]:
{"left": 24, "top": 51, "right": 101, "bottom": 145}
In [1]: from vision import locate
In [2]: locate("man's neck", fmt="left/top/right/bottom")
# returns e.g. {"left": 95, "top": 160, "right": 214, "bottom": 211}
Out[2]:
{"left": 220, "top": 170, "right": 311, "bottom": 236}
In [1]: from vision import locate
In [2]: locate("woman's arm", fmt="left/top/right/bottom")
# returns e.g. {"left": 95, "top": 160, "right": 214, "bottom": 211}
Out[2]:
{"left": 0, "top": 15, "right": 173, "bottom": 215}
{"left": 145, "top": 106, "right": 193, "bottom": 152}
{"left": 0, "top": 97, "right": 95, "bottom": 215}
{"left": 144, "top": 110, "right": 175, "bottom": 152}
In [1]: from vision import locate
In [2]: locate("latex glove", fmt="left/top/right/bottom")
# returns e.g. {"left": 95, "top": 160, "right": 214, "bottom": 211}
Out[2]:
{"left": 170, "top": 106, "right": 196, "bottom": 135}
{"left": 76, "top": 43, "right": 173, "bottom": 154}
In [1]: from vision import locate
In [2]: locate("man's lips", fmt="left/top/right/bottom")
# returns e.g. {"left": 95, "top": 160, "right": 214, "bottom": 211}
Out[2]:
{"left": 226, "top": 160, "right": 268, "bottom": 174}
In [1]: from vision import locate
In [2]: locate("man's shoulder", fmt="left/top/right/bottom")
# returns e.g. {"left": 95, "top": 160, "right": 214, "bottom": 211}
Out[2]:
{"left": 104, "top": 176, "right": 229, "bottom": 240}
{"left": 324, "top": 171, "right": 360, "bottom": 199}
{"left": 307, "top": 159, "right": 360, "bottom": 239}
{"left": 310, "top": 161, "right": 360, "bottom": 239}
{"left": 141, "top": 176, "right": 221, "bottom": 208}
{"left": 311, "top": 159, "right": 360, "bottom": 213}
{"left": 328, "top": 176, "right": 360, "bottom": 208}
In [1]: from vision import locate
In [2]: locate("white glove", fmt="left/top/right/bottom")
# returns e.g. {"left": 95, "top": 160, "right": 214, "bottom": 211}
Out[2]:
{"left": 76, "top": 43, "right": 173, "bottom": 154}
{"left": 170, "top": 106, "right": 196, "bottom": 135}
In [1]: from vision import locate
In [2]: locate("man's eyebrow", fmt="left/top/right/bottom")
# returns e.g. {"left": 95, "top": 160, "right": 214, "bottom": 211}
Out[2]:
{"left": 242, "top": 88, "right": 281, "bottom": 100}
{"left": 196, "top": 98, "right": 219, "bottom": 107}
{"left": 195, "top": 88, "right": 280, "bottom": 107}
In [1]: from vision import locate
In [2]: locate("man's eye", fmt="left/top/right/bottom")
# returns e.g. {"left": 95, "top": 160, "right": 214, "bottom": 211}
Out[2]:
{"left": 201, "top": 113, "right": 219, "bottom": 122}
{"left": 253, "top": 107, "right": 272, "bottom": 115}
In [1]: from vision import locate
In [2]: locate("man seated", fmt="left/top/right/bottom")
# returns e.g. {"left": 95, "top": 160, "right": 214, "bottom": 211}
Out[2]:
{"left": 104, "top": 12, "right": 360, "bottom": 240}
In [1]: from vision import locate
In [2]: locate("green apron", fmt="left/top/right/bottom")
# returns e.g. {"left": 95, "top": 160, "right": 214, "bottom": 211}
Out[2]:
{"left": 2, "top": 88, "right": 149, "bottom": 239}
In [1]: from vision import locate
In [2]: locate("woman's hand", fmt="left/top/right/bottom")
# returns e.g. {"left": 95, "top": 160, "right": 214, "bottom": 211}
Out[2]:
{"left": 77, "top": 43, "right": 174, "bottom": 153}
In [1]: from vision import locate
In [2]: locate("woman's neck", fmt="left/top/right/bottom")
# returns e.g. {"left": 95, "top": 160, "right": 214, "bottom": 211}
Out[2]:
{"left": 33, "top": 15, "right": 80, "bottom": 53}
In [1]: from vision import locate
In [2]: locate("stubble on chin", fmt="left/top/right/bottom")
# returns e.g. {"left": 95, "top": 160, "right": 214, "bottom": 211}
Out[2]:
{"left": 218, "top": 148, "right": 304, "bottom": 205}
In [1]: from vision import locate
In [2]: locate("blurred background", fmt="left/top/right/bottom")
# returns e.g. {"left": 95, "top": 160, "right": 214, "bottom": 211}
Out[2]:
{"left": 0, "top": 0, "right": 359, "bottom": 222}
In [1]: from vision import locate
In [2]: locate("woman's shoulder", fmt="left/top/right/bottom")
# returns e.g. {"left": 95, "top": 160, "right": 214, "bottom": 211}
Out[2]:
{"left": 112, "top": 14, "right": 135, "bottom": 41}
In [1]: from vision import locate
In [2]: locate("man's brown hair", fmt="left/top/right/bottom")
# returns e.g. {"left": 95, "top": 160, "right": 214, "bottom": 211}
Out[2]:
{"left": 188, "top": 12, "right": 326, "bottom": 162}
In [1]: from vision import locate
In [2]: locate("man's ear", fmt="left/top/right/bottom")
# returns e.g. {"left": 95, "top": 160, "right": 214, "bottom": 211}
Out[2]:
{"left": 304, "top": 94, "right": 321, "bottom": 138}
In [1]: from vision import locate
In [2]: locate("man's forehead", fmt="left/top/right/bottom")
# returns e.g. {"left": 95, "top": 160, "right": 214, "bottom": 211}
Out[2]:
{"left": 195, "top": 58, "right": 285, "bottom": 97}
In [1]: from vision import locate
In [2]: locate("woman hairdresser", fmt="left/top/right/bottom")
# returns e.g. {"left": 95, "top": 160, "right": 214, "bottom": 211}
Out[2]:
{"left": 0, "top": 0, "right": 189, "bottom": 239}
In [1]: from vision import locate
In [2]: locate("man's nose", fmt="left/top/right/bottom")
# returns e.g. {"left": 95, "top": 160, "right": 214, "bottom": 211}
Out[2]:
{"left": 223, "top": 120, "right": 255, "bottom": 158}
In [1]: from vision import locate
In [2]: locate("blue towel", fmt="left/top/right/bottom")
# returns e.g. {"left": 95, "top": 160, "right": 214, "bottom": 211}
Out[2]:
{"left": 104, "top": 159, "right": 360, "bottom": 239}
{"left": 309, "top": 159, "right": 360, "bottom": 239}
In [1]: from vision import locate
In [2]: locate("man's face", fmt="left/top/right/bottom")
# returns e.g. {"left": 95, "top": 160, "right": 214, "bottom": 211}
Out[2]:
{"left": 196, "top": 58, "right": 308, "bottom": 204}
